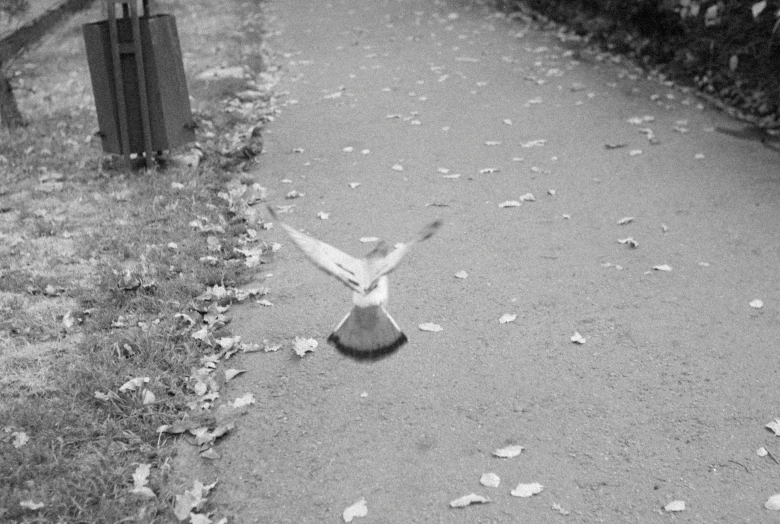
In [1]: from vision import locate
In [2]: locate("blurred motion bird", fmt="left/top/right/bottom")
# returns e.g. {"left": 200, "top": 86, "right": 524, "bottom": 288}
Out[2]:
{"left": 268, "top": 206, "right": 441, "bottom": 361}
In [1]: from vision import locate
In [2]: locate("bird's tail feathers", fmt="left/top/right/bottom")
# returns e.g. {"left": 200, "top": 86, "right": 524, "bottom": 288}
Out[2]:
{"left": 327, "top": 305, "right": 407, "bottom": 361}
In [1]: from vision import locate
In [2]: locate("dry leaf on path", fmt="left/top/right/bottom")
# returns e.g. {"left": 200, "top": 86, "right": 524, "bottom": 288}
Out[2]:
{"left": 618, "top": 237, "right": 638, "bottom": 248}
{"left": 519, "top": 193, "right": 536, "bottom": 202}
{"left": 617, "top": 216, "right": 635, "bottom": 225}
{"left": 454, "top": 270, "right": 468, "bottom": 279}
{"left": 653, "top": 264, "right": 673, "bottom": 272}
{"left": 450, "top": 493, "right": 490, "bottom": 508}
{"left": 499, "top": 313, "right": 517, "bottom": 324}
{"left": 293, "top": 337, "right": 318, "bottom": 357}
{"left": 492, "top": 444, "right": 524, "bottom": 458}
{"left": 766, "top": 419, "right": 780, "bottom": 435}
{"left": 765, "top": 494, "right": 780, "bottom": 510}
{"left": 499, "top": 201, "right": 521, "bottom": 208}
{"left": 664, "top": 500, "right": 685, "bottom": 512}
{"left": 224, "top": 369, "right": 246, "bottom": 382}
{"left": 511, "top": 482, "right": 544, "bottom": 498}
{"left": 418, "top": 322, "right": 443, "bottom": 332}
{"left": 228, "top": 393, "right": 255, "bottom": 408}
{"left": 343, "top": 498, "right": 368, "bottom": 522}
{"left": 480, "top": 473, "right": 500, "bottom": 488}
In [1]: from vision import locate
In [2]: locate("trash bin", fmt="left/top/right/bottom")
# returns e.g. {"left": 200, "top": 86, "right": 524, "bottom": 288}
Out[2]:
{"left": 83, "top": 0, "right": 194, "bottom": 163}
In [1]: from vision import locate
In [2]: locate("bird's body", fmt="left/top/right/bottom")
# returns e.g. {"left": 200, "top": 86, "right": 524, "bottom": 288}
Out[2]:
{"left": 268, "top": 206, "right": 441, "bottom": 361}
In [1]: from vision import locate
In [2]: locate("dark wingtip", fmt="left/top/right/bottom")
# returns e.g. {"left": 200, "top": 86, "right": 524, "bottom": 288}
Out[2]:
{"left": 420, "top": 219, "right": 443, "bottom": 241}
{"left": 327, "top": 332, "right": 408, "bottom": 362}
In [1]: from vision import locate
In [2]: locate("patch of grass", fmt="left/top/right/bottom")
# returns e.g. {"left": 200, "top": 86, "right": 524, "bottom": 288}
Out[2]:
{"left": 0, "top": 0, "right": 274, "bottom": 521}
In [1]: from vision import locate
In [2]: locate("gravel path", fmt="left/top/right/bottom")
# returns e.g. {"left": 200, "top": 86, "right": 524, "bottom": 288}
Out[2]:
{"left": 176, "top": 0, "right": 780, "bottom": 522}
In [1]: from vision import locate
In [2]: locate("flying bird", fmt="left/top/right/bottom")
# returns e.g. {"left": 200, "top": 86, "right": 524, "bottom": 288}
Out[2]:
{"left": 268, "top": 206, "right": 441, "bottom": 361}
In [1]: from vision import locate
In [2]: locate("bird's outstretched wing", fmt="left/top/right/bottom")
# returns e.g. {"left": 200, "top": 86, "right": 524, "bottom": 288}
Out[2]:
{"left": 268, "top": 206, "right": 365, "bottom": 293}
{"left": 367, "top": 219, "right": 442, "bottom": 285}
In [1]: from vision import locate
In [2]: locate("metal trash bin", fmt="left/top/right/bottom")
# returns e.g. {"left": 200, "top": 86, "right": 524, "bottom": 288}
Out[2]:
{"left": 83, "top": 0, "right": 194, "bottom": 165}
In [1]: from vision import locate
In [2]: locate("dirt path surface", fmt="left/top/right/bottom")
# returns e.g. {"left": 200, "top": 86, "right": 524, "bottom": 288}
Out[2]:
{"left": 177, "top": 0, "right": 780, "bottom": 522}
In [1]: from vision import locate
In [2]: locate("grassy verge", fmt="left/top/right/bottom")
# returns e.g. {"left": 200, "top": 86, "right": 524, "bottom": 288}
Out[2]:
{"left": 0, "top": 0, "right": 275, "bottom": 521}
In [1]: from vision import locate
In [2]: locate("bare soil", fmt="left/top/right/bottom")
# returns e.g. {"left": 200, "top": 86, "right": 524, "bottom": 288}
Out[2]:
{"left": 174, "top": 0, "right": 780, "bottom": 522}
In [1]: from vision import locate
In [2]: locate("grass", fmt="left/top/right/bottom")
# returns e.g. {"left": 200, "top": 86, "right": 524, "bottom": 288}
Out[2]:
{"left": 0, "top": 0, "right": 274, "bottom": 521}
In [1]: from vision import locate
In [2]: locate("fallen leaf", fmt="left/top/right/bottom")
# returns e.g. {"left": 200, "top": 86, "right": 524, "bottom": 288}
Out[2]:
{"left": 418, "top": 322, "right": 443, "bottom": 332}
{"left": 130, "top": 463, "right": 156, "bottom": 498}
{"left": 750, "top": 299, "right": 764, "bottom": 309}
{"left": 519, "top": 193, "right": 536, "bottom": 202}
{"left": 285, "top": 190, "right": 304, "bottom": 199}
{"left": 765, "top": 419, "right": 780, "bottom": 435}
{"left": 293, "top": 336, "right": 318, "bottom": 356}
{"left": 480, "top": 473, "right": 500, "bottom": 488}
{"left": 229, "top": 393, "right": 256, "bottom": 408}
{"left": 499, "top": 201, "right": 521, "bottom": 208}
{"left": 766, "top": 494, "right": 780, "bottom": 510}
{"left": 618, "top": 237, "right": 638, "bottom": 248}
{"left": 343, "top": 498, "right": 368, "bottom": 522}
{"left": 605, "top": 142, "right": 627, "bottom": 149}
{"left": 499, "top": 313, "right": 517, "bottom": 324}
{"left": 317, "top": 211, "right": 330, "bottom": 220}
{"left": 492, "top": 444, "right": 524, "bottom": 458}
{"left": 511, "top": 482, "right": 544, "bottom": 498}
{"left": 174, "top": 480, "right": 217, "bottom": 521}
{"left": 617, "top": 216, "right": 635, "bottom": 225}
{"left": 664, "top": 500, "right": 685, "bottom": 512}
{"left": 570, "top": 332, "right": 586, "bottom": 344}
{"left": 653, "top": 264, "right": 673, "bottom": 272}
{"left": 454, "top": 270, "right": 468, "bottom": 279}
{"left": 224, "top": 369, "right": 246, "bottom": 382}
{"left": 547, "top": 189, "right": 556, "bottom": 196}
{"left": 19, "top": 500, "right": 45, "bottom": 510}
{"left": 450, "top": 493, "right": 490, "bottom": 508}
{"left": 12, "top": 431, "right": 29, "bottom": 448}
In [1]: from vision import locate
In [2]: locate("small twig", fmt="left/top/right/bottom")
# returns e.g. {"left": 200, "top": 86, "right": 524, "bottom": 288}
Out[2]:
{"left": 728, "top": 459, "right": 750, "bottom": 474}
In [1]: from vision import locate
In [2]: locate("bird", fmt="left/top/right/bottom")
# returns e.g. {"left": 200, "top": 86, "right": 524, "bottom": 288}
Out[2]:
{"left": 267, "top": 205, "right": 442, "bottom": 361}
